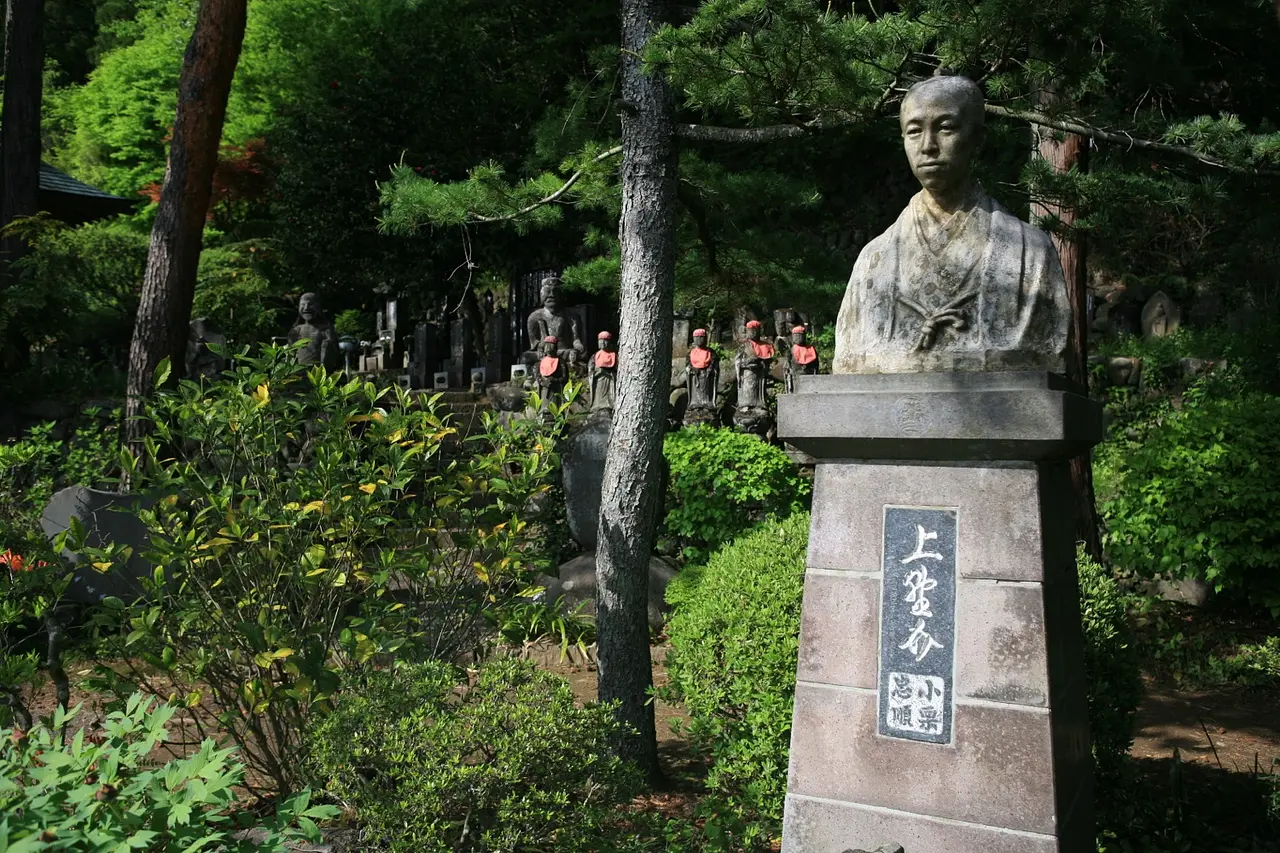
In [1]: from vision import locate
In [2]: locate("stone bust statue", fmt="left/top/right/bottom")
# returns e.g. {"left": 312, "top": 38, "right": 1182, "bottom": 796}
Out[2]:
{"left": 287, "top": 292, "right": 340, "bottom": 370}
{"left": 833, "top": 74, "right": 1070, "bottom": 374}
{"left": 524, "top": 275, "right": 584, "bottom": 367}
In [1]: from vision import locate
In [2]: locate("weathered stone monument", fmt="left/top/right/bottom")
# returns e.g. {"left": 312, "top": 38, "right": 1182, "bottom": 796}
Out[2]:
{"left": 287, "top": 293, "right": 340, "bottom": 370}
{"left": 779, "top": 74, "right": 1101, "bottom": 853}
{"left": 523, "top": 275, "right": 585, "bottom": 370}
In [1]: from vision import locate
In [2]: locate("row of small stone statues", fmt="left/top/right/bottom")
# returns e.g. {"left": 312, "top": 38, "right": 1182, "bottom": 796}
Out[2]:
{"left": 528, "top": 319, "right": 821, "bottom": 435}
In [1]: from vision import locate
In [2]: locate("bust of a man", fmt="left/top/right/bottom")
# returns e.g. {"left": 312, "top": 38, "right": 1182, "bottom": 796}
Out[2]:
{"left": 525, "top": 275, "right": 584, "bottom": 366}
{"left": 833, "top": 74, "right": 1070, "bottom": 374}
{"left": 287, "top": 292, "right": 340, "bottom": 370}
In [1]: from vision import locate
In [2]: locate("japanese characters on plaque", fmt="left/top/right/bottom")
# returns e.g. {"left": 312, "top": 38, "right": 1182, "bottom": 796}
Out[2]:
{"left": 878, "top": 506, "right": 957, "bottom": 744}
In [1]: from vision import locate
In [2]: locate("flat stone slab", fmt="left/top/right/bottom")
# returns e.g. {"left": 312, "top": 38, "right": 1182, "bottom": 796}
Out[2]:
{"left": 778, "top": 372, "right": 1102, "bottom": 462}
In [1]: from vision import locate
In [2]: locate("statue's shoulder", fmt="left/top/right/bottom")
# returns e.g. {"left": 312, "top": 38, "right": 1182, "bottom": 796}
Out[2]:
{"left": 989, "top": 195, "right": 1055, "bottom": 254}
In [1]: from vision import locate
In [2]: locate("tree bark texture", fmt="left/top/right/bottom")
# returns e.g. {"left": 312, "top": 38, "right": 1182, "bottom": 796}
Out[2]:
{"left": 124, "top": 0, "right": 247, "bottom": 448}
{"left": 1032, "top": 115, "right": 1101, "bottom": 559}
{"left": 0, "top": 0, "right": 46, "bottom": 367}
{"left": 595, "top": 0, "right": 677, "bottom": 780}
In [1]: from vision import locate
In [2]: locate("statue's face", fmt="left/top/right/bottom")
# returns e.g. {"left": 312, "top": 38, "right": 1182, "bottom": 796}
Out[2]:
{"left": 541, "top": 284, "right": 559, "bottom": 311}
{"left": 598, "top": 337, "right": 612, "bottom": 351}
{"left": 746, "top": 325, "right": 760, "bottom": 341}
{"left": 541, "top": 340, "right": 556, "bottom": 356}
{"left": 900, "top": 85, "right": 985, "bottom": 197}
{"left": 692, "top": 334, "right": 706, "bottom": 348}
{"left": 791, "top": 331, "right": 806, "bottom": 345}
{"left": 299, "top": 294, "right": 320, "bottom": 322}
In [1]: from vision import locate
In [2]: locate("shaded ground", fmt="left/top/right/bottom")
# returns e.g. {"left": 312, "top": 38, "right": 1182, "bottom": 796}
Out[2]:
{"left": 1132, "top": 677, "right": 1280, "bottom": 773}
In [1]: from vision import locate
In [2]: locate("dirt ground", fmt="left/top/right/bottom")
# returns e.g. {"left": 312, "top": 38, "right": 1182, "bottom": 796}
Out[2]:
{"left": 1130, "top": 676, "right": 1280, "bottom": 774}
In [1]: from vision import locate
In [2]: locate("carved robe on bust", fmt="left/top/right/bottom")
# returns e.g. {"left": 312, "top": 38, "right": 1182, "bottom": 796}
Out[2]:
{"left": 684, "top": 328, "right": 719, "bottom": 427}
{"left": 589, "top": 331, "right": 617, "bottom": 416}
{"left": 833, "top": 74, "right": 1070, "bottom": 375}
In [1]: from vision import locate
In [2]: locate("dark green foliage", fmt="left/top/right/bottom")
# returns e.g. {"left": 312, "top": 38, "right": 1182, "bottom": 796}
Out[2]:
{"left": 0, "top": 694, "right": 336, "bottom": 851}
{"left": 661, "top": 428, "right": 810, "bottom": 564}
{"left": 1096, "top": 380, "right": 1280, "bottom": 614}
{"left": 74, "top": 346, "right": 566, "bottom": 794}
{"left": 1076, "top": 547, "right": 1142, "bottom": 784}
{"left": 662, "top": 512, "right": 810, "bottom": 849}
{"left": 306, "top": 659, "right": 640, "bottom": 853}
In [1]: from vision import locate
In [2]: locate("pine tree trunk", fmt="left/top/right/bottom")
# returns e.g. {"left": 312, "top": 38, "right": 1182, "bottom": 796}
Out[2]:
{"left": 595, "top": 0, "right": 676, "bottom": 780}
{"left": 1032, "top": 112, "right": 1101, "bottom": 559}
{"left": 124, "top": 0, "right": 247, "bottom": 450}
{"left": 0, "top": 0, "right": 45, "bottom": 369}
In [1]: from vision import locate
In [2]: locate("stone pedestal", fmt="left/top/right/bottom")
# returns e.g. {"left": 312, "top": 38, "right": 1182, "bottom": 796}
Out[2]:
{"left": 778, "top": 372, "right": 1102, "bottom": 853}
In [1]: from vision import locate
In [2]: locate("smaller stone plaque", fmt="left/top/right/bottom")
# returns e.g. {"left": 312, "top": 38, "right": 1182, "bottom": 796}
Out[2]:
{"left": 878, "top": 505, "right": 957, "bottom": 744}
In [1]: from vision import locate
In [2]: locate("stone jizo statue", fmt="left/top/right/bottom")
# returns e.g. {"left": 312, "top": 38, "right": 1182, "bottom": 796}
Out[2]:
{"left": 589, "top": 331, "right": 618, "bottom": 416}
{"left": 186, "top": 317, "right": 227, "bottom": 380}
{"left": 833, "top": 74, "right": 1070, "bottom": 374}
{"left": 684, "top": 328, "right": 720, "bottom": 427}
{"left": 287, "top": 292, "right": 340, "bottom": 370}
{"left": 524, "top": 275, "right": 584, "bottom": 369}
{"left": 734, "top": 319, "right": 775, "bottom": 435}
{"left": 735, "top": 320, "right": 774, "bottom": 410}
{"left": 536, "top": 335, "right": 566, "bottom": 399}
{"left": 786, "top": 324, "right": 820, "bottom": 392}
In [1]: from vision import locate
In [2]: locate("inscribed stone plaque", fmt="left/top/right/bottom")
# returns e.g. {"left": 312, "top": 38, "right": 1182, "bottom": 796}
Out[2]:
{"left": 878, "top": 506, "right": 957, "bottom": 744}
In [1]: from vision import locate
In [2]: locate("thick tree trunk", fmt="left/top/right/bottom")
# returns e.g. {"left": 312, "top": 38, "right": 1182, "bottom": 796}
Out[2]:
{"left": 124, "top": 0, "right": 247, "bottom": 450}
{"left": 595, "top": 0, "right": 677, "bottom": 780}
{"left": 1032, "top": 114, "right": 1101, "bottom": 559}
{"left": 0, "top": 0, "right": 46, "bottom": 368}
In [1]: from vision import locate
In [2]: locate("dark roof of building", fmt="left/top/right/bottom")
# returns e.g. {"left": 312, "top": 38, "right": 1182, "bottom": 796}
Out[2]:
{"left": 39, "top": 162, "right": 129, "bottom": 202}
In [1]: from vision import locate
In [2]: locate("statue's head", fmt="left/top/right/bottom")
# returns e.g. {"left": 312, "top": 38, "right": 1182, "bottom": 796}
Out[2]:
{"left": 298, "top": 292, "right": 323, "bottom": 323}
{"left": 597, "top": 331, "right": 614, "bottom": 352}
{"left": 900, "top": 74, "right": 986, "bottom": 200}
{"left": 692, "top": 328, "right": 707, "bottom": 348}
{"left": 745, "top": 319, "right": 763, "bottom": 341}
{"left": 790, "top": 324, "right": 808, "bottom": 345}
{"left": 539, "top": 276, "right": 562, "bottom": 310}
{"left": 541, "top": 335, "right": 558, "bottom": 356}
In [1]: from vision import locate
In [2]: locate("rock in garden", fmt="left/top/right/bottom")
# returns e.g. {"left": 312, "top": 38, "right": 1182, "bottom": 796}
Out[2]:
{"left": 40, "top": 486, "right": 154, "bottom": 605}
{"left": 561, "top": 419, "right": 610, "bottom": 549}
{"left": 543, "top": 551, "right": 678, "bottom": 631}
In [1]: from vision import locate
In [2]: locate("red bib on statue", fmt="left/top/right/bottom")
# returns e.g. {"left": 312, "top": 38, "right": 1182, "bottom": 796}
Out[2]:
{"left": 539, "top": 357, "right": 561, "bottom": 377}
{"left": 792, "top": 344, "right": 817, "bottom": 365}
{"left": 751, "top": 341, "right": 775, "bottom": 359}
{"left": 595, "top": 351, "right": 616, "bottom": 369}
{"left": 689, "top": 347, "right": 713, "bottom": 369}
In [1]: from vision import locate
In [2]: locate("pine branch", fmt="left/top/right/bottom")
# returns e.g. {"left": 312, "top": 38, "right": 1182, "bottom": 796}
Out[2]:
{"left": 467, "top": 145, "right": 623, "bottom": 223}
{"left": 985, "top": 105, "right": 1280, "bottom": 177}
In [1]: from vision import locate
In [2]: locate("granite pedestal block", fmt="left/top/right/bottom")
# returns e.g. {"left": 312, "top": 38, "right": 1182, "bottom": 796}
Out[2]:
{"left": 779, "top": 373, "right": 1102, "bottom": 853}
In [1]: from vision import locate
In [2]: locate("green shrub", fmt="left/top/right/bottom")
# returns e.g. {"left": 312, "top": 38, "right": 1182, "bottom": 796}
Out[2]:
{"left": 661, "top": 512, "right": 809, "bottom": 848}
{"left": 74, "top": 345, "right": 566, "bottom": 794}
{"left": 1096, "top": 382, "right": 1280, "bottom": 613}
{"left": 662, "top": 427, "right": 810, "bottom": 564}
{"left": 1076, "top": 547, "right": 1142, "bottom": 784}
{"left": 0, "top": 693, "right": 336, "bottom": 851}
{"left": 306, "top": 658, "right": 639, "bottom": 853}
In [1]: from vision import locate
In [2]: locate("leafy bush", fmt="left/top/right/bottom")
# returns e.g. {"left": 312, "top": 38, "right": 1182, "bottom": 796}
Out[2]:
{"left": 1096, "top": 381, "right": 1280, "bottom": 613}
{"left": 662, "top": 427, "right": 810, "bottom": 564}
{"left": 76, "top": 346, "right": 566, "bottom": 794}
{"left": 306, "top": 658, "right": 639, "bottom": 853}
{"left": 0, "top": 693, "right": 336, "bottom": 851}
{"left": 661, "top": 512, "right": 810, "bottom": 848}
{"left": 1076, "top": 547, "right": 1142, "bottom": 784}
